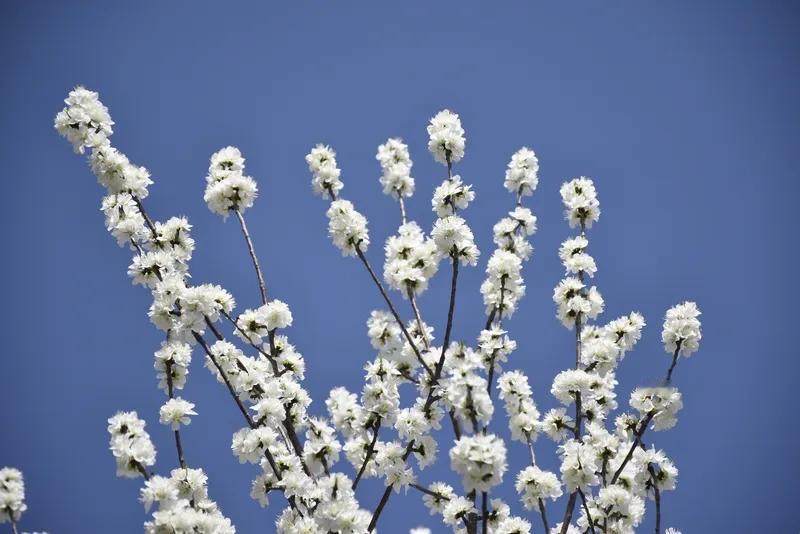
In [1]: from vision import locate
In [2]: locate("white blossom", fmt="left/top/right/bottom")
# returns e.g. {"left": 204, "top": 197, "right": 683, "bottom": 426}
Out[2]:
{"left": 0, "top": 468, "right": 26, "bottom": 524}
{"left": 377, "top": 138, "right": 415, "bottom": 198}
{"left": 662, "top": 301, "right": 702, "bottom": 357}
{"left": 159, "top": 397, "right": 197, "bottom": 430}
{"left": 427, "top": 109, "right": 465, "bottom": 165}
{"left": 504, "top": 147, "right": 539, "bottom": 196}
{"left": 450, "top": 434, "right": 507, "bottom": 492}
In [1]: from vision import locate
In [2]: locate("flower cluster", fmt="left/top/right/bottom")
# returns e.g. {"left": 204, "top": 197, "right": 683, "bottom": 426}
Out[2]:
{"left": 54, "top": 86, "right": 113, "bottom": 153}
{"left": 107, "top": 411, "right": 157, "bottom": 479}
{"left": 504, "top": 147, "right": 539, "bottom": 197}
{"left": 427, "top": 109, "right": 465, "bottom": 165}
{"left": 204, "top": 146, "right": 258, "bottom": 217}
{"left": 327, "top": 199, "right": 370, "bottom": 256}
{"left": 662, "top": 301, "right": 702, "bottom": 357}
{"left": 0, "top": 467, "right": 26, "bottom": 525}
{"left": 307, "top": 144, "right": 343, "bottom": 199}
{"left": 450, "top": 434, "right": 508, "bottom": 493}
{"left": 560, "top": 176, "right": 600, "bottom": 229}
{"left": 377, "top": 138, "right": 415, "bottom": 199}
{"left": 383, "top": 222, "right": 441, "bottom": 297}
{"left": 141, "top": 468, "right": 235, "bottom": 533}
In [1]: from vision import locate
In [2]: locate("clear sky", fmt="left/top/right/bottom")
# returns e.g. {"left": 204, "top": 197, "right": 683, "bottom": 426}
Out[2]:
{"left": 1, "top": 1, "right": 798, "bottom": 533}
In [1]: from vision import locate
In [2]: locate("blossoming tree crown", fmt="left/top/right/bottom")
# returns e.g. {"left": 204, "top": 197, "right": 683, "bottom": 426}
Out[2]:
{"left": 34, "top": 87, "right": 704, "bottom": 534}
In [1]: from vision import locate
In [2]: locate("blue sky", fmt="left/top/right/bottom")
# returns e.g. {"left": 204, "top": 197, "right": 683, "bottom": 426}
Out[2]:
{"left": 1, "top": 1, "right": 798, "bottom": 532}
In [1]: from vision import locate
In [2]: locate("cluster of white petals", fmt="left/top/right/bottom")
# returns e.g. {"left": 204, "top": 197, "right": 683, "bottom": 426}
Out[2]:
{"left": 107, "top": 411, "right": 157, "bottom": 479}
{"left": 204, "top": 146, "right": 259, "bottom": 217}
{"left": 384, "top": 222, "right": 441, "bottom": 296}
{"left": 141, "top": 468, "right": 235, "bottom": 533}
{"left": 427, "top": 109, "right": 465, "bottom": 164}
{"left": 327, "top": 199, "right": 370, "bottom": 256}
{"left": 54, "top": 86, "right": 113, "bottom": 153}
{"left": 432, "top": 215, "right": 479, "bottom": 266}
{"left": 307, "top": 144, "right": 343, "bottom": 198}
{"left": 450, "top": 434, "right": 507, "bottom": 492}
{"left": 560, "top": 177, "right": 600, "bottom": 229}
{"left": 662, "top": 301, "right": 702, "bottom": 357}
{"left": 504, "top": 147, "right": 539, "bottom": 196}
{"left": 377, "top": 138, "right": 415, "bottom": 198}
{"left": 0, "top": 468, "right": 26, "bottom": 525}
{"left": 159, "top": 397, "right": 197, "bottom": 430}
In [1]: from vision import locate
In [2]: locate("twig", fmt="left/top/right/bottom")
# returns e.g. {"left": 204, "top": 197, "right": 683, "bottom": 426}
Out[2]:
{"left": 355, "top": 244, "right": 434, "bottom": 378}
{"left": 353, "top": 418, "right": 382, "bottom": 490}
{"left": 234, "top": 209, "right": 268, "bottom": 304}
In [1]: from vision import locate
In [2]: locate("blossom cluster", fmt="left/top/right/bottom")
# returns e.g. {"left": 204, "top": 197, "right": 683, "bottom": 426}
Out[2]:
{"left": 55, "top": 86, "right": 703, "bottom": 534}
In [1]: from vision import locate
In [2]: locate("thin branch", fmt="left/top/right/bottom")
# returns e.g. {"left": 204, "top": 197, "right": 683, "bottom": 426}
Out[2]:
{"left": 368, "top": 484, "right": 393, "bottom": 532}
{"left": 234, "top": 209, "right": 268, "bottom": 305}
{"left": 409, "top": 483, "right": 451, "bottom": 500}
{"left": 648, "top": 464, "right": 662, "bottom": 534}
{"left": 355, "top": 244, "right": 433, "bottom": 378}
{"left": 610, "top": 411, "right": 655, "bottom": 485}
{"left": 538, "top": 498, "right": 550, "bottom": 533}
{"left": 353, "top": 418, "right": 381, "bottom": 490}
{"left": 481, "top": 491, "right": 489, "bottom": 534}
{"left": 398, "top": 196, "right": 407, "bottom": 225}
{"left": 577, "top": 488, "right": 596, "bottom": 534}
{"left": 165, "top": 360, "right": 187, "bottom": 468}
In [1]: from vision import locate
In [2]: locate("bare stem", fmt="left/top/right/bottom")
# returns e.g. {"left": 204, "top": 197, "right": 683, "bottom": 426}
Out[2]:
{"left": 398, "top": 197, "right": 407, "bottom": 225}
{"left": 368, "top": 484, "right": 393, "bottom": 532}
{"left": 538, "top": 498, "right": 550, "bottom": 532}
{"left": 481, "top": 491, "right": 489, "bottom": 534}
{"left": 234, "top": 209, "right": 268, "bottom": 305}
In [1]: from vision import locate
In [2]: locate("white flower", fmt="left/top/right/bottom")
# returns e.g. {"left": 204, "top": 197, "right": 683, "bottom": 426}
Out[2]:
{"left": 559, "top": 235, "right": 596, "bottom": 277}
{"left": 0, "top": 467, "right": 26, "bottom": 524}
{"left": 421, "top": 482, "right": 455, "bottom": 515}
{"left": 553, "top": 277, "right": 604, "bottom": 328}
{"left": 551, "top": 369, "right": 597, "bottom": 405}
{"left": 595, "top": 485, "right": 645, "bottom": 530}
{"left": 633, "top": 446, "right": 679, "bottom": 494}
{"left": 159, "top": 397, "right": 197, "bottom": 430}
{"left": 427, "top": 109, "right": 465, "bottom": 165}
{"left": 450, "top": 434, "right": 507, "bottom": 492}
{"left": 481, "top": 250, "right": 525, "bottom": 317}
{"left": 107, "top": 411, "right": 156, "bottom": 478}
{"left": 662, "top": 301, "right": 702, "bottom": 357}
{"left": 377, "top": 138, "right": 415, "bottom": 198}
{"left": 558, "top": 440, "right": 599, "bottom": 492}
{"left": 630, "top": 387, "right": 683, "bottom": 431}
{"left": 495, "top": 516, "right": 531, "bottom": 534}
{"left": 54, "top": 86, "right": 113, "bottom": 153}
{"left": 504, "top": 147, "right": 539, "bottom": 196}
{"left": 431, "top": 215, "right": 479, "bottom": 266}
{"left": 327, "top": 199, "right": 369, "bottom": 256}
{"left": 515, "top": 466, "right": 562, "bottom": 510}
{"left": 432, "top": 175, "right": 475, "bottom": 217}
{"left": 204, "top": 147, "right": 258, "bottom": 216}
{"left": 409, "top": 528, "right": 431, "bottom": 534}
{"left": 560, "top": 177, "right": 600, "bottom": 229}
{"left": 383, "top": 222, "right": 441, "bottom": 296}
{"left": 307, "top": 144, "right": 343, "bottom": 198}
{"left": 442, "top": 495, "right": 475, "bottom": 526}
{"left": 90, "top": 143, "right": 153, "bottom": 198}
